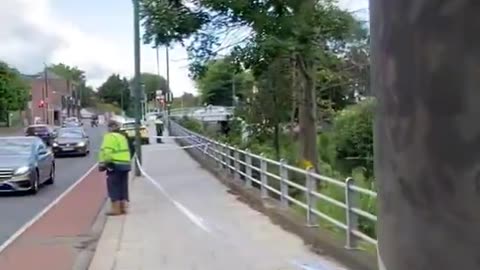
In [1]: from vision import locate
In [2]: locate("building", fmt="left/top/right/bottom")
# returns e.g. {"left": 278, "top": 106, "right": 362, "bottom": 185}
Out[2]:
{"left": 22, "top": 70, "right": 78, "bottom": 126}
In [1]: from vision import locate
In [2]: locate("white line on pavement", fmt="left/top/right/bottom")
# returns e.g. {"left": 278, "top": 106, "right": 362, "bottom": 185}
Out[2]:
{"left": 0, "top": 163, "right": 98, "bottom": 254}
{"left": 135, "top": 158, "right": 212, "bottom": 234}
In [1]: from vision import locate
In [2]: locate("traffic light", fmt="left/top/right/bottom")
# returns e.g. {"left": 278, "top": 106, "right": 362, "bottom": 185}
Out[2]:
{"left": 38, "top": 100, "right": 45, "bottom": 108}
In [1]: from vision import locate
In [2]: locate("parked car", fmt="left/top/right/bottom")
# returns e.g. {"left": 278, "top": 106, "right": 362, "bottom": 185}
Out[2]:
{"left": 62, "top": 117, "right": 83, "bottom": 127}
{"left": 25, "top": 124, "right": 54, "bottom": 146}
{"left": 0, "top": 137, "right": 55, "bottom": 194}
{"left": 52, "top": 127, "right": 90, "bottom": 156}
{"left": 119, "top": 120, "right": 149, "bottom": 144}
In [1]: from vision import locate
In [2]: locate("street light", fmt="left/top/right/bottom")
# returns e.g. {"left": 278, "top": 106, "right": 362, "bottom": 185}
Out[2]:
{"left": 132, "top": 0, "right": 142, "bottom": 176}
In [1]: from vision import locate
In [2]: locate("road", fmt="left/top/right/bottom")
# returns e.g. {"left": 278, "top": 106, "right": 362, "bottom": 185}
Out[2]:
{"left": 0, "top": 122, "right": 105, "bottom": 246}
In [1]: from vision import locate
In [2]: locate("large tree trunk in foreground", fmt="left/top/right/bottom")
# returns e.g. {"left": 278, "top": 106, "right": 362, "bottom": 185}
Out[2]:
{"left": 297, "top": 54, "right": 318, "bottom": 170}
{"left": 371, "top": 1, "right": 480, "bottom": 269}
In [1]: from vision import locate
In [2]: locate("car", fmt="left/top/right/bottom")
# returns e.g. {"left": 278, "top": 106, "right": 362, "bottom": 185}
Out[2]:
{"left": 62, "top": 117, "right": 83, "bottom": 127}
{"left": 62, "top": 121, "right": 82, "bottom": 128}
{"left": 0, "top": 137, "right": 55, "bottom": 194}
{"left": 25, "top": 124, "right": 54, "bottom": 146}
{"left": 52, "top": 127, "right": 90, "bottom": 156}
{"left": 119, "top": 120, "right": 149, "bottom": 144}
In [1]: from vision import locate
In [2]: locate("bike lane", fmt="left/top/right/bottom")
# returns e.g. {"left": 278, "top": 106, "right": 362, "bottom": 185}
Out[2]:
{"left": 0, "top": 167, "right": 106, "bottom": 270}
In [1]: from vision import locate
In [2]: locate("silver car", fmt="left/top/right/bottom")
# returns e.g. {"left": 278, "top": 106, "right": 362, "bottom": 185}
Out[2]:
{"left": 0, "top": 137, "right": 55, "bottom": 194}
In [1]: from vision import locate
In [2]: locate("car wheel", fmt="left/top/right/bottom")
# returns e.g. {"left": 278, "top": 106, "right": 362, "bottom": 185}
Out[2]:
{"left": 45, "top": 163, "right": 55, "bottom": 185}
{"left": 29, "top": 170, "right": 40, "bottom": 195}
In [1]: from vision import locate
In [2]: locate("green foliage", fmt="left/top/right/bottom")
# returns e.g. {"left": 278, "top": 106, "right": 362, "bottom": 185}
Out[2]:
{"left": 97, "top": 74, "right": 131, "bottom": 112}
{"left": 177, "top": 116, "right": 204, "bottom": 134}
{"left": 171, "top": 92, "right": 200, "bottom": 108}
{"left": 0, "top": 62, "right": 29, "bottom": 115}
{"left": 48, "top": 63, "right": 86, "bottom": 82}
{"left": 137, "top": 73, "right": 169, "bottom": 101}
{"left": 197, "top": 58, "right": 253, "bottom": 106}
{"left": 332, "top": 98, "right": 375, "bottom": 177}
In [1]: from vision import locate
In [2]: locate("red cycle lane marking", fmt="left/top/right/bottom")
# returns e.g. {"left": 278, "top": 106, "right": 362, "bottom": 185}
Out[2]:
{"left": 0, "top": 169, "right": 106, "bottom": 270}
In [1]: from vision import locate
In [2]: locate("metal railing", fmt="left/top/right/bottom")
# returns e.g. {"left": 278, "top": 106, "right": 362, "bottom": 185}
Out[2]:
{"left": 169, "top": 106, "right": 234, "bottom": 120}
{"left": 170, "top": 120, "right": 378, "bottom": 248}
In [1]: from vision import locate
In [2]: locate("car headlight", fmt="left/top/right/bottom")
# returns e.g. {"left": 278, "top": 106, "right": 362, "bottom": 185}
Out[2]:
{"left": 14, "top": 166, "right": 30, "bottom": 176}
{"left": 52, "top": 142, "right": 58, "bottom": 147}
{"left": 77, "top": 141, "right": 86, "bottom": 147}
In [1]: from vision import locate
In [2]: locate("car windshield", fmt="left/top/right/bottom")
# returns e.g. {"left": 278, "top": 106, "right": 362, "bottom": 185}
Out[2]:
{"left": 0, "top": 140, "right": 32, "bottom": 155}
{"left": 58, "top": 129, "right": 83, "bottom": 138}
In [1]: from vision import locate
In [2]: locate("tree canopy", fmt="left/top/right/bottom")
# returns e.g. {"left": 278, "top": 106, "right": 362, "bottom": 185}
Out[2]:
{"left": 197, "top": 58, "right": 253, "bottom": 106}
{"left": 140, "top": 0, "right": 369, "bottom": 169}
{"left": 97, "top": 74, "right": 130, "bottom": 112}
{"left": 0, "top": 62, "right": 29, "bottom": 114}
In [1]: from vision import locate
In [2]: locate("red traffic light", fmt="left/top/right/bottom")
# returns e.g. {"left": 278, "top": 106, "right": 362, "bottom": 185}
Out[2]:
{"left": 38, "top": 100, "right": 45, "bottom": 108}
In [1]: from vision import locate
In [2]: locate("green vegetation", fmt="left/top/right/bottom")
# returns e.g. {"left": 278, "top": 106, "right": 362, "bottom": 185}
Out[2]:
{"left": 0, "top": 62, "right": 29, "bottom": 127}
{"left": 140, "top": 0, "right": 373, "bottom": 246}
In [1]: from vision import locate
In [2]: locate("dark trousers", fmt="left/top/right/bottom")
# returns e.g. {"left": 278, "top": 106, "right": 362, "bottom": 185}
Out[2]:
{"left": 106, "top": 170, "right": 129, "bottom": 202}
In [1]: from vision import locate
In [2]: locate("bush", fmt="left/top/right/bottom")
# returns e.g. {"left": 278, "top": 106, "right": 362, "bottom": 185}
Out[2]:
{"left": 332, "top": 98, "right": 375, "bottom": 178}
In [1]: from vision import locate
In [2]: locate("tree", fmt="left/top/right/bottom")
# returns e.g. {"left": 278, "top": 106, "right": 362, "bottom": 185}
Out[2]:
{"left": 372, "top": 1, "right": 479, "bottom": 269}
{"left": 197, "top": 58, "right": 253, "bottom": 106}
{"left": 97, "top": 74, "right": 130, "bottom": 112}
{"left": 48, "top": 63, "right": 86, "bottom": 82}
{"left": 171, "top": 92, "right": 200, "bottom": 108}
{"left": 0, "top": 62, "right": 29, "bottom": 119}
{"left": 140, "top": 0, "right": 362, "bottom": 169}
{"left": 137, "top": 73, "right": 169, "bottom": 101}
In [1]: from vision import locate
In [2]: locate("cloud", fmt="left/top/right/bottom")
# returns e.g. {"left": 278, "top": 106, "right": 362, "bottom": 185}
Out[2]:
{"left": 0, "top": 0, "right": 196, "bottom": 96}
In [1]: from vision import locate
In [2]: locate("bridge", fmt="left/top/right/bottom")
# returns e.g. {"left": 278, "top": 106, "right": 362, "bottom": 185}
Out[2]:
{"left": 169, "top": 105, "right": 234, "bottom": 122}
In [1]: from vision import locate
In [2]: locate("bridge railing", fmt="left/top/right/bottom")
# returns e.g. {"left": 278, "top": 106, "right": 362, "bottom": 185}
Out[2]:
{"left": 169, "top": 106, "right": 234, "bottom": 121}
{"left": 170, "top": 120, "right": 378, "bottom": 249}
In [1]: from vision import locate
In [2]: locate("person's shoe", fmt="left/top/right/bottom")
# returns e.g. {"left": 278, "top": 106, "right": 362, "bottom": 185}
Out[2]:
{"left": 120, "top": 200, "right": 128, "bottom": 214}
{"left": 106, "top": 201, "right": 122, "bottom": 216}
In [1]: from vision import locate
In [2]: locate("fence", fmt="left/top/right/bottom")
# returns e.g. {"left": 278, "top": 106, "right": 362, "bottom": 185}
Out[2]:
{"left": 169, "top": 120, "right": 378, "bottom": 249}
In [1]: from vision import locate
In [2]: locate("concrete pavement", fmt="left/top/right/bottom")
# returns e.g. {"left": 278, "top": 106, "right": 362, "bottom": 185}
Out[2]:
{"left": 88, "top": 139, "right": 349, "bottom": 270}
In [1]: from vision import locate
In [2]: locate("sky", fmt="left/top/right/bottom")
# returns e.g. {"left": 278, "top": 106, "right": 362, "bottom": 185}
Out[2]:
{"left": 0, "top": 0, "right": 368, "bottom": 97}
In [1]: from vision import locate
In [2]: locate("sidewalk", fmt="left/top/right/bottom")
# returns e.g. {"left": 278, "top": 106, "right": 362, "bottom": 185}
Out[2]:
{"left": 88, "top": 139, "right": 348, "bottom": 270}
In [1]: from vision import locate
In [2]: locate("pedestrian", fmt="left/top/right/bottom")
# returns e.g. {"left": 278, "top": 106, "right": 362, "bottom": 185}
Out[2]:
{"left": 155, "top": 115, "right": 164, "bottom": 143}
{"left": 119, "top": 129, "right": 135, "bottom": 210}
{"left": 98, "top": 120, "right": 132, "bottom": 216}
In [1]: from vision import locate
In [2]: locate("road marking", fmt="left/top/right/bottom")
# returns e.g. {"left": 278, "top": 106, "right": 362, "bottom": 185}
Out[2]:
{"left": 136, "top": 158, "right": 212, "bottom": 234}
{"left": 0, "top": 162, "right": 99, "bottom": 254}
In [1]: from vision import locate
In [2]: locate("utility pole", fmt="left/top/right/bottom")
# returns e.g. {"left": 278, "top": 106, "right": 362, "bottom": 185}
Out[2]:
{"left": 156, "top": 46, "right": 161, "bottom": 113}
{"left": 372, "top": 1, "right": 480, "bottom": 270}
{"left": 165, "top": 45, "right": 171, "bottom": 129}
{"left": 43, "top": 64, "right": 49, "bottom": 124}
{"left": 132, "top": 0, "right": 142, "bottom": 176}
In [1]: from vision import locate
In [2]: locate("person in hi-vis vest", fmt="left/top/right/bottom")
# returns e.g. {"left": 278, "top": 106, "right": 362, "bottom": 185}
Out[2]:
{"left": 98, "top": 120, "right": 132, "bottom": 215}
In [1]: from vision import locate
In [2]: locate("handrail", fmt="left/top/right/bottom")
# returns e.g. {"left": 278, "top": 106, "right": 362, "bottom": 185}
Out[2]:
{"left": 169, "top": 119, "right": 378, "bottom": 248}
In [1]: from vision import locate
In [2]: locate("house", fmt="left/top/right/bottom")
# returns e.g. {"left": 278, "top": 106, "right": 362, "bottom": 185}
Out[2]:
{"left": 22, "top": 70, "right": 78, "bottom": 126}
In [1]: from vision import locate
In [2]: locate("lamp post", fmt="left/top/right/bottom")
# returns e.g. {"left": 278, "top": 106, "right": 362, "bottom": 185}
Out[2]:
{"left": 132, "top": 0, "right": 142, "bottom": 176}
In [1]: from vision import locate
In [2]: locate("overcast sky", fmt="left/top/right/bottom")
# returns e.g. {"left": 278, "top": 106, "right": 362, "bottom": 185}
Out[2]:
{"left": 0, "top": 0, "right": 368, "bottom": 96}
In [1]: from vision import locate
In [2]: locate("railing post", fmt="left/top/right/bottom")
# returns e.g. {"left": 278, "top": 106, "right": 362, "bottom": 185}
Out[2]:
{"left": 233, "top": 148, "right": 240, "bottom": 180}
{"left": 345, "top": 177, "right": 359, "bottom": 249}
{"left": 245, "top": 150, "right": 252, "bottom": 188}
{"left": 260, "top": 154, "right": 268, "bottom": 199}
{"left": 222, "top": 144, "right": 227, "bottom": 170}
{"left": 279, "top": 159, "right": 289, "bottom": 208}
{"left": 305, "top": 167, "right": 318, "bottom": 227}
{"left": 216, "top": 143, "right": 223, "bottom": 170}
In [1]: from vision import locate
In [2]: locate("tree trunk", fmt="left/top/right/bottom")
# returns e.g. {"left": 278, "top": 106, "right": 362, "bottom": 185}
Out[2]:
{"left": 297, "top": 54, "right": 318, "bottom": 170}
{"left": 372, "top": 1, "right": 480, "bottom": 269}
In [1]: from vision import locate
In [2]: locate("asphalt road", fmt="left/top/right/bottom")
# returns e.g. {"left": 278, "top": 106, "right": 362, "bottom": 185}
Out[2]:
{"left": 0, "top": 122, "right": 105, "bottom": 245}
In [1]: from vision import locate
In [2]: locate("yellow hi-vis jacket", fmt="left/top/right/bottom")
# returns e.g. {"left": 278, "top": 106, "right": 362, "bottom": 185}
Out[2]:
{"left": 98, "top": 132, "right": 132, "bottom": 171}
